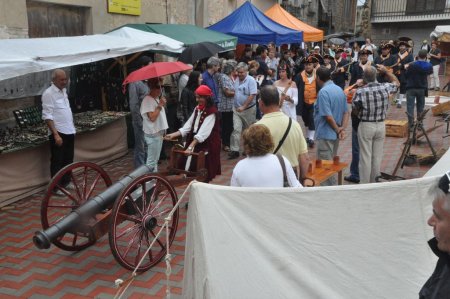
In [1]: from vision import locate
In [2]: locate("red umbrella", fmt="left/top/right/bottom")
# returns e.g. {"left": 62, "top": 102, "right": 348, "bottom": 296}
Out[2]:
{"left": 122, "top": 61, "right": 192, "bottom": 87}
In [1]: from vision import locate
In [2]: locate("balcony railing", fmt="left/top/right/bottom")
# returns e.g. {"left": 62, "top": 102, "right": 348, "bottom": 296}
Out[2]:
{"left": 371, "top": 0, "right": 450, "bottom": 23}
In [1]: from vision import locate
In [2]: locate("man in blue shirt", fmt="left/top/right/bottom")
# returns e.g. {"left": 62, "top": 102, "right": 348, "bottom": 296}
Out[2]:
{"left": 314, "top": 67, "right": 349, "bottom": 185}
{"left": 202, "top": 56, "right": 220, "bottom": 106}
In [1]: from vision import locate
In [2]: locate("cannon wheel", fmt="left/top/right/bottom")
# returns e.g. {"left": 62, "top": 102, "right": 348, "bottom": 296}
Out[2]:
{"left": 109, "top": 174, "right": 179, "bottom": 272}
{"left": 41, "top": 161, "right": 112, "bottom": 251}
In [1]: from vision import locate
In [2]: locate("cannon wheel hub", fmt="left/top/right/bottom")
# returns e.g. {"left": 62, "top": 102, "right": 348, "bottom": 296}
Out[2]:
{"left": 143, "top": 216, "right": 157, "bottom": 231}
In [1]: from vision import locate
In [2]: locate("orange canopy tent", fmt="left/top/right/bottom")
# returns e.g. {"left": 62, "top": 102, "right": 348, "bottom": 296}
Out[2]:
{"left": 265, "top": 4, "right": 323, "bottom": 42}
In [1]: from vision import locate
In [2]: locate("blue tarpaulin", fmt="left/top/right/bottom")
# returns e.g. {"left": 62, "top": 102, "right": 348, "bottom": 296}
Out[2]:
{"left": 208, "top": 1, "right": 303, "bottom": 45}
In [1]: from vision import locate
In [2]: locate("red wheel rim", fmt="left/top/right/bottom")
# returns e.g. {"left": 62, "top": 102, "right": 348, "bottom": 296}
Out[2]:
{"left": 41, "top": 161, "right": 112, "bottom": 251}
{"left": 109, "top": 174, "right": 179, "bottom": 272}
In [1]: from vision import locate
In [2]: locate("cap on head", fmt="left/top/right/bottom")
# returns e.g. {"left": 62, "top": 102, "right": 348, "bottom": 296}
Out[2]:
{"left": 438, "top": 172, "right": 450, "bottom": 194}
{"left": 359, "top": 49, "right": 372, "bottom": 56}
{"left": 314, "top": 45, "right": 320, "bottom": 50}
{"left": 380, "top": 42, "right": 394, "bottom": 50}
{"left": 423, "top": 39, "right": 428, "bottom": 44}
{"left": 398, "top": 41, "right": 411, "bottom": 48}
{"left": 195, "top": 85, "right": 213, "bottom": 96}
{"left": 302, "top": 55, "right": 319, "bottom": 64}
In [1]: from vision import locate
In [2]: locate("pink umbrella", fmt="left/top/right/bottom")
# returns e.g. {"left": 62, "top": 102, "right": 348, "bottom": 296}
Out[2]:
{"left": 122, "top": 61, "right": 192, "bottom": 87}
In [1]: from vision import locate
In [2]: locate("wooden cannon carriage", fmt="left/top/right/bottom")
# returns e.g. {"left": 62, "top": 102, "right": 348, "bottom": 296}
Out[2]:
{"left": 33, "top": 149, "right": 207, "bottom": 272}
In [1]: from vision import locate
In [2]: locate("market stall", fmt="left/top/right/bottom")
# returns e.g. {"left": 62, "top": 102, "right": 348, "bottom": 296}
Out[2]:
{"left": 265, "top": 3, "right": 323, "bottom": 42}
{"left": 111, "top": 24, "right": 238, "bottom": 52}
{"left": 0, "top": 31, "right": 185, "bottom": 206}
{"left": 0, "top": 112, "right": 127, "bottom": 207}
{"left": 207, "top": 1, "right": 303, "bottom": 45}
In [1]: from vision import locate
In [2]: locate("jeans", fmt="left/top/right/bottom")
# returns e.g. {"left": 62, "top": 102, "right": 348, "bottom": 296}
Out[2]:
{"left": 144, "top": 133, "right": 164, "bottom": 173}
{"left": 406, "top": 88, "right": 425, "bottom": 128}
{"left": 350, "top": 127, "right": 360, "bottom": 179}
{"left": 430, "top": 64, "right": 440, "bottom": 88}
{"left": 132, "top": 119, "right": 146, "bottom": 169}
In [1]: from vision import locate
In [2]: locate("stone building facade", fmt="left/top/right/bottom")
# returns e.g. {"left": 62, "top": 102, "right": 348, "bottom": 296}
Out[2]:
{"left": 0, "top": 0, "right": 245, "bottom": 39}
{"left": 0, "top": 0, "right": 245, "bottom": 124}
{"left": 281, "top": 0, "right": 357, "bottom": 35}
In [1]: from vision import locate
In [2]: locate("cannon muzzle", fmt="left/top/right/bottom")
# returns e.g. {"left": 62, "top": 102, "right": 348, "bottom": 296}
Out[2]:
{"left": 33, "top": 165, "right": 152, "bottom": 249}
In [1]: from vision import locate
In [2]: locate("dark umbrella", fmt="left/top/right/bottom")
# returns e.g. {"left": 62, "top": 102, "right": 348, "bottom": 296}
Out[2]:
{"left": 328, "top": 37, "right": 346, "bottom": 45}
{"left": 178, "top": 42, "right": 225, "bottom": 64}
{"left": 348, "top": 37, "right": 365, "bottom": 47}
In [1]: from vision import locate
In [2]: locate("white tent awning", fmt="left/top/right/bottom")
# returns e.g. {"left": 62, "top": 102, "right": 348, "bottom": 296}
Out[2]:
{"left": 0, "top": 29, "right": 184, "bottom": 81}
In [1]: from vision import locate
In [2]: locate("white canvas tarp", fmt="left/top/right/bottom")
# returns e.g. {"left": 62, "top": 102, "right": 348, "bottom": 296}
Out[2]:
{"left": 183, "top": 177, "right": 440, "bottom": 299}
{"left": 424, "top": 148, "right": 450, "bottom": 177}
{"left": 0, "top": 28, "right": 184, "bottom": 81}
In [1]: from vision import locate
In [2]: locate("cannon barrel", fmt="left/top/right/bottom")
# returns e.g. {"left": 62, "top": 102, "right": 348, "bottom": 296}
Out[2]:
{"left": 33, "top": 165, "right": 152, "bottom": 249}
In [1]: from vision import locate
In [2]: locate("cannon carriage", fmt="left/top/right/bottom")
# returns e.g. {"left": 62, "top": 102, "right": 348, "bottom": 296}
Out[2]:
{"left": 33, "top": 148, "right": 207, "bottom": 272}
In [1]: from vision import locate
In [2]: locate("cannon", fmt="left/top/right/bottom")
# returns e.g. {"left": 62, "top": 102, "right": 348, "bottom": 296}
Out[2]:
{"left": 33, "top": 149, "right": 207, "bottom": 272}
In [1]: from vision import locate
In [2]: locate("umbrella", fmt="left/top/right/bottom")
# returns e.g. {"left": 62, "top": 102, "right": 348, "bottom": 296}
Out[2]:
{"left": 178, "top": 42, "right": 225, "bottom": 64}
{"left": 348, "top": 37, "right": 365, "bottom": 47}
{"left": 328, "top": 37, "right": 346, "bottom": 45}
{"left": 122, "top": 61, "right": 192, "bottom": 87}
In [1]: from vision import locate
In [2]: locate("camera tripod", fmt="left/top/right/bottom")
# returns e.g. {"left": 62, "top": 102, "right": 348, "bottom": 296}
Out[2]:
{"left": 377, "top": 109, "right": 438, "bottom": 181}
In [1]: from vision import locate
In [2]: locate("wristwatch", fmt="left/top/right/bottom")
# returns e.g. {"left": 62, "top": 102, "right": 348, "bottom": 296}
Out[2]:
{"left": 187, "top": 146, "right": 193, "bottom": 150}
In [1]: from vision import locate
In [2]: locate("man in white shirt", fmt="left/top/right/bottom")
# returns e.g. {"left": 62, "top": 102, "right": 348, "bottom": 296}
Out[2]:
{"left": 41, "top": 69, "right": 76, "bottom": 191}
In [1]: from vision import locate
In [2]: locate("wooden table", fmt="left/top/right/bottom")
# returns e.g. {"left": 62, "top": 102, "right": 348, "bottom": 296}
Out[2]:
{"left": 305, "top": 159, "right": 348, "bottom": 186}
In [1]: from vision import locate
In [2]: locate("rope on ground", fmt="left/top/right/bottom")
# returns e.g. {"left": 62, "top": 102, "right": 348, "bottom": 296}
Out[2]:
{"left": 114, "top": 180, "right": 197, "bottom": 299}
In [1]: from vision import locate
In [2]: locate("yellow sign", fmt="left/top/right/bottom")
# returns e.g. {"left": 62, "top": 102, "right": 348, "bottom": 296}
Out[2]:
{"left": 107, "top": 0, "right": 141, "bottom": 16}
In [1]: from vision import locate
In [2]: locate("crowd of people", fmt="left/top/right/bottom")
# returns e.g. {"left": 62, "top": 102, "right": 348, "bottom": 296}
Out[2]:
{"left": 40, "top": 41, "right": 449, "bottom": 297}
{"left": 122, "top": 37, "right": 443, "bottom": 188}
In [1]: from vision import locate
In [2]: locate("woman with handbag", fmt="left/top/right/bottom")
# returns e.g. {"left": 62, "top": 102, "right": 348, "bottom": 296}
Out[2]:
{"left": 230, "top": 124, "right": 302, "bottom": 188}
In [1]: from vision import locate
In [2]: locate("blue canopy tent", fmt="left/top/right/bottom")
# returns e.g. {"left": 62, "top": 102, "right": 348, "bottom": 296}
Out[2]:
{"left": 208, "top": 1, "right": 303, "bottom": 45}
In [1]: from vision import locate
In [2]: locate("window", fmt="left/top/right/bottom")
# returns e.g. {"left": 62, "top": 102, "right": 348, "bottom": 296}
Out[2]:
{"left": 406, "top": 0, "right": 446, "bottom": 15}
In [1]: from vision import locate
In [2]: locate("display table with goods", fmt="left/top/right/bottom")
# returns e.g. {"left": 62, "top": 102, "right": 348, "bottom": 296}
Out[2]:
{"left": 0, "top": 110, "right": 129, "bottom": 207}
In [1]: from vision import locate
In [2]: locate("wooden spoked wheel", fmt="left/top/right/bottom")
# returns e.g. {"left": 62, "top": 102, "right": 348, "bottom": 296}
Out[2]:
{"left": 41, "top": 162, "right": 112, "bottom": 251}
{"left": 109, "top": 174, "right": 179, "bottom": 272}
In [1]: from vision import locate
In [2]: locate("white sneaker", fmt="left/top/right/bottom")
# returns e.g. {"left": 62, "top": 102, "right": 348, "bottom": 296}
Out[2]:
{"left": 52, "top": 189, "right": 65, "bottom": 196}
{"left": 66, "top": 182, "right": 76, "bottom": 190}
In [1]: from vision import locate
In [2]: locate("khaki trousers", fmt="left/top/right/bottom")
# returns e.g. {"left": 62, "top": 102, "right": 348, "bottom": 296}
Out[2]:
{"left": 358, "top": 121, "right": 385, "bottom": 183}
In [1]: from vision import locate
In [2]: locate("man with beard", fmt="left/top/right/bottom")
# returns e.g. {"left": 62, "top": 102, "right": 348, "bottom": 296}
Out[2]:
{"left": 374, "top": 42, "right": 397, "bottom": 83}
{"left": 331, "top": 47, "right": 348, "bottom": 90}
{"left": 393, "top": 40, "right": 414, "bottom": 108}
{"left": 296, "top": 55, "right": 319, "bottom": 148}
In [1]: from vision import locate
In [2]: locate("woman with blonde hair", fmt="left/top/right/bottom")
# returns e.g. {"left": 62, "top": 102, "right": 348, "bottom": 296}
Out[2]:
{"left": 230, "top": 124, "right": 302, "bottom": 187}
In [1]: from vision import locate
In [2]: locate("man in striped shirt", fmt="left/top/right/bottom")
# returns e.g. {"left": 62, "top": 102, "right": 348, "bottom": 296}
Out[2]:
{"left": 352, "top": 65, "right": 399, "bottom": 183}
